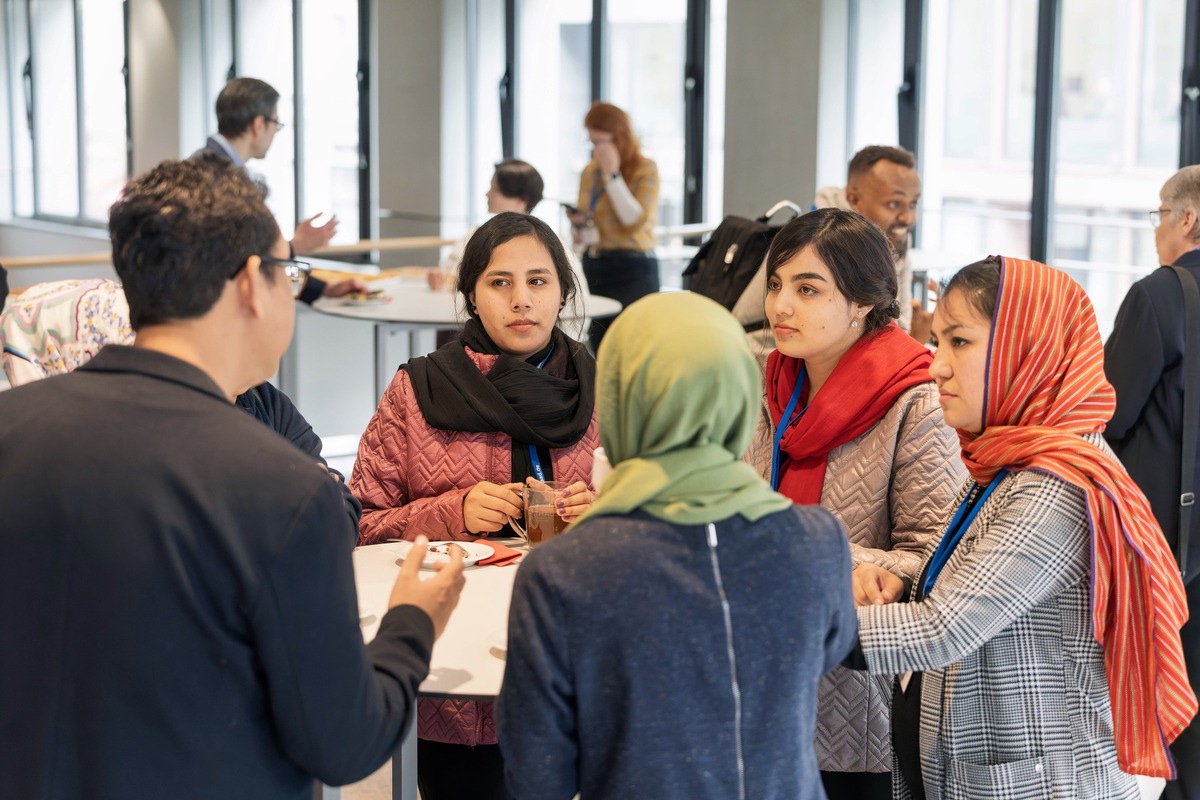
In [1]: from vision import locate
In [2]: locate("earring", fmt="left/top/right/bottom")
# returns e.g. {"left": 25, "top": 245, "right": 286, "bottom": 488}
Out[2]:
{"left": 471, "top": 306, "right": 478, "bottom": 314}
{"left": 851, "top": 320, "right": 859, "bottom": 329}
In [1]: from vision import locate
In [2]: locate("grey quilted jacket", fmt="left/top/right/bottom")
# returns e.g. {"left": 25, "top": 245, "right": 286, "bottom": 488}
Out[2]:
{"left": 753, "top": 381, "right": 965, "bottom": 772}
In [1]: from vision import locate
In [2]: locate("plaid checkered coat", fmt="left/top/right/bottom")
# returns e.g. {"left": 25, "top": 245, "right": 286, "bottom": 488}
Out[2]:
{"left": 858, "top": 435, "right": 1140, "bottom": 799}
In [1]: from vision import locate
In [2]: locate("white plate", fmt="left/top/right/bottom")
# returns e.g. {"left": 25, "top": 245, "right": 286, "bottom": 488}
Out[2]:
{"left": 393, "top": 540, "right": 493, "bottom": 568}
{"left": 341, "top": 294, "right": 390, "bottom": 306}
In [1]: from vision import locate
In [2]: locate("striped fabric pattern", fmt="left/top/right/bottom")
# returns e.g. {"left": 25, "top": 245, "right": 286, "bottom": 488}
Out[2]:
{"left": 958, "top": 256, "right": 1196, "bottom": 778}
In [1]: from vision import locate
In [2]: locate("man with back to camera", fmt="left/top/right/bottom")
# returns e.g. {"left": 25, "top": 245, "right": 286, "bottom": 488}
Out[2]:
{"left": 816, "top": 145, "right": 929, "bottom": 342}
{"left": 0, "top": 157, "right": 465, "bottom": 799}
{"left": 195, "top": 76, "right": 364, "bottom": 302}
{"left": 1104, "top": 164, "right": 1200, "bottom": 800}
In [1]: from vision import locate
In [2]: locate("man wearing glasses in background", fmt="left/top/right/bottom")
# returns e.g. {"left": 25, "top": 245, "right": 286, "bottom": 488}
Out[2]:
{"left": 0, "top": 157, "right": 465, "bottom": 799}
{"left": 1104, "top": 164, "right": 1200, "bottom": 800}
{"left": 195, "top": 76, "right": 365, "bottom": 302}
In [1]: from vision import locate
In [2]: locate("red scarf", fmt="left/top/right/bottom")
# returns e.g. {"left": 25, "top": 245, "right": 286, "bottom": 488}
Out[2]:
{"left": 766, "top": 324, "right": 934, "bottom": 504}
{"left": 960, "top": 257, "right": 1195, "bottom": 778}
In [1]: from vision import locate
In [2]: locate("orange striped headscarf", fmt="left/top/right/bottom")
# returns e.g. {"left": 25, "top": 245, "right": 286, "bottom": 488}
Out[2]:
{"left": 957, "top": 257, "right": 1196, "bottom": 778}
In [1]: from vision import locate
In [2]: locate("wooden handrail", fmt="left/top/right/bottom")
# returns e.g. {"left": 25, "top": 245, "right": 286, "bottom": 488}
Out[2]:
{"left": 3, "top": 252, "right": 115, "bottom": 269}
{"left": 2, "top": 224, "right": 721, "bottom": 270}
{"left": 1, "top": 235, "right": 456, "bottom": 269}
{"left": 314, "top": 235, "right": 454, "bottom": 255}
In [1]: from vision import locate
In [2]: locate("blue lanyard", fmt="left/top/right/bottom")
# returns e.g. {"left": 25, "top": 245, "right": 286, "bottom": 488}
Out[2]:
{"left": 588, "top": 171, "right": 605, "bottom": 216}
{"left": 527, "top": 343, "right": 555, "bottom": 482}
{"left": 769, "top": 364, "right": 808, "bottom": 491}
{"left": 921, "top": 469, "right": 1008, "bottom": 596}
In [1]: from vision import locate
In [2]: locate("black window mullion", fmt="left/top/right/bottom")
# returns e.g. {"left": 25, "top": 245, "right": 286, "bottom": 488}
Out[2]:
{"left": 292, "top": 0, "right": 302, "bottom": 227}
{"left": 591, "top": 0, "right": 606, "bottom": 102}
{"left": 229, "top": 0, "right": 238, "bottom": 79}
{"left": 683, "top": 0, "right": 706, "bottom": 225}
{"left": 25, "top": 0, "right": 38, "bottom": 214}
{"left": 500, "top": 0, "right": 515, "bottom": 159}
{"left": 1029, "top": 0, "right": 1061, "bottom": 264}
{"left": 897, "top": 0, "right": 924, "bottom": 163}
{"left": 122, "top": 0, "right": 131, "bottom": 179}
{"left": 73, "top": 0, "right": 85, "bottom": 218}
{"left": 357, "top": 0, "right": 371, "bottom": 241}
{"left": 6, "top": 0, "right": 19, "bottom": 214}
{"left": 1182, "top": 0, "right": 1200, "bottom": 167}
{"left": 465, "top": 0, "right": 478, "bottom": 227}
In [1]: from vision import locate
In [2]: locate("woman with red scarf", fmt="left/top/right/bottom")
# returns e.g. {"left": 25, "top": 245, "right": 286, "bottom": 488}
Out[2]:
{"left": 761, "top": 208, "right": 964, "bottom": 798}
{"left": 851, "top": 257, "right": 1197, "bottom": 798}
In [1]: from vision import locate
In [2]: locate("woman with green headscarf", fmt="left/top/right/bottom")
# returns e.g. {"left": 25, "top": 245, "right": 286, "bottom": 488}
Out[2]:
{"left": 496, "top": 292, "right": 857, "bottom": 800}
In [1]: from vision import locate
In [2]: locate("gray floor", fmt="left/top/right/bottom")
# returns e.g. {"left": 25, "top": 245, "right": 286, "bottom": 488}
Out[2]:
{"left": 342, "top": 760, "right": 393, "bottom": 800}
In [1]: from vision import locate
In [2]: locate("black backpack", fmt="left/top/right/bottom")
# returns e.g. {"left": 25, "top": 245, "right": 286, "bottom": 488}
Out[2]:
{"left": 681, "top": 201, "right": 802, "bottom": 331}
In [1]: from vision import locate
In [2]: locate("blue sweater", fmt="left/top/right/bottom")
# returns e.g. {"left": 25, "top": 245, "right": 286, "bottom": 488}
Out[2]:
{"left": 497, "top": 506, "right": 856, "bottom": 800}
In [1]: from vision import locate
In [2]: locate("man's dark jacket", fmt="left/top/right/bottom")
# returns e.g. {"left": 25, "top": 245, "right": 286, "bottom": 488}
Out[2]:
{"left": 0, "top": 346, "right": 432, "bottom": 799}
{"left": 1104, "top": 248, "right": 1200, "bottom": 579}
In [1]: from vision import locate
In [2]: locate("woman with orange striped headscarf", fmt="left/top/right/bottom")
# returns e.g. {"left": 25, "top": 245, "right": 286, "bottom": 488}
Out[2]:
{"left": 848, "top": 257, "right": 1196, "bottom": 799}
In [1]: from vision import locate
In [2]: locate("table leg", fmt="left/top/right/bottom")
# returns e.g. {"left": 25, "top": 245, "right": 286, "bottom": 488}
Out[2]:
{"left": 409, "top": 328, "right": 438, "bottom": 360}
{"left": 394, "top": 723, "right": 418, "bottom": 800}
{"left": 374, "top": 324, "right": 402, "bottom": 402}
{"left": 313, "top": 782, "right": 341, "bottom": 800}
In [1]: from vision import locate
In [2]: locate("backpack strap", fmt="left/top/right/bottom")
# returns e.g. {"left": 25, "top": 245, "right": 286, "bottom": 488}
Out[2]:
{"left": 1168, "top": 264, "right": 1200, "bottom": 580}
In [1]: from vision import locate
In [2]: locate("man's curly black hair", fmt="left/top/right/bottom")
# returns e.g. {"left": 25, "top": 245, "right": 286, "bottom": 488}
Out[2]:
{"left": 108, "top": 153, "right": 279, "bottom": 330}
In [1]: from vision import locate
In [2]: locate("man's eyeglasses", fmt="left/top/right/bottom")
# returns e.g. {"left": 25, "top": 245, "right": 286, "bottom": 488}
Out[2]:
{"left": 1149, "top": 208, "right": 1173, "bottom": 228}
{"left": 265, "top": 116, "right": 285, "bottom": 130}
{"left": 229, "top": 256, "right": 312, "bottom": 297}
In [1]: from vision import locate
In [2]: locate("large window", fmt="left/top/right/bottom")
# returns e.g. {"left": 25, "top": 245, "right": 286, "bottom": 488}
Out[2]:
{"left": 607, "top": 0, "right": 687, "bottom": 228}
{"left": 517, "top": 0, "right": 592, "bottom": 239}
{"left": 298, "top": 0, "right": 361, "bottom": 244}
{"left": 916, "top": 0, "right": 1189, "bottom": 338}
{"left": 4, "top": 0, "right": 127, "bottom": 224}
{"left": 236, "top": 0, "right": 296, "bottom": 237}
{"left": 920, "top": 0, "right": 1036, "bottom": 262}
{"left": 79, "top": 0, "right": 128, "bottom": 221}
{"left": 847, "top": 0, "right": 905, "bottom": 153}
{"left": 1049, "top": 0, "right": 1183, "bottom": 333}
{"left": 200, "top": 0, "right": 362, "bottom": 245}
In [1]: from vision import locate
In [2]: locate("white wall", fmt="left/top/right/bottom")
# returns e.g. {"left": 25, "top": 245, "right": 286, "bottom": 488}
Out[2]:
{"left": 723, "top": 0, "right": 848, "bottom": 216}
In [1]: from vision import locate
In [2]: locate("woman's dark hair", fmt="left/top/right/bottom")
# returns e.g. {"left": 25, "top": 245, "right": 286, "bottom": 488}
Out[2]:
{"left": 764, "top": 208, "right": 900, "bottom": 335}
{"left": 108, "top": 155, "right": 279, "bottom": 330}
{"left": 493, "top": 159, "right": 545, "bottom": 212}
{"left": 942, "top": 257, "right": 1002, "bottom": 322}
{"left": 458, "top": 212, "right": 580, "bottom": 323}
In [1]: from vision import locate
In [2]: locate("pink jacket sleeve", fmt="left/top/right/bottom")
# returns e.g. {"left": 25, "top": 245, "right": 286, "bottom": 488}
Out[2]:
{"left": 350, "top": 371, "right": 473, "bottom": 545}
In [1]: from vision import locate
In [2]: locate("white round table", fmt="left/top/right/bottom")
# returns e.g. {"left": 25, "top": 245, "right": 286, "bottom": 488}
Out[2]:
{"left": 327, "top": 540, "right": 525, "bottom": 800}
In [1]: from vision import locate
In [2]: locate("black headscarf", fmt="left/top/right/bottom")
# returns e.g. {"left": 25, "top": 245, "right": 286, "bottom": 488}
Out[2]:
{"left": 404, "top": 318, "right": 596, "bottom": 451}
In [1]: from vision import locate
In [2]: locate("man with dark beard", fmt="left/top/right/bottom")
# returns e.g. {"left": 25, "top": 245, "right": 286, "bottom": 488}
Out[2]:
{"left": 816, "top": 145, "right": 924, "bottom": 341}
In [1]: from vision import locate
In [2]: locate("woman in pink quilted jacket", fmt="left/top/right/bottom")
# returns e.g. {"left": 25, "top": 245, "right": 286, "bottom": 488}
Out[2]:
{"left": 350, "top": 211, "right": 599, "bottom": 800}
{"left": 759, "top": 208, "right": 964, "bottom": 800}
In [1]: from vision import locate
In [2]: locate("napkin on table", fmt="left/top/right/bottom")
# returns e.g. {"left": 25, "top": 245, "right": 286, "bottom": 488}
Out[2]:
{"left": 472, "top": 538, "right": 523, "bottom": 567}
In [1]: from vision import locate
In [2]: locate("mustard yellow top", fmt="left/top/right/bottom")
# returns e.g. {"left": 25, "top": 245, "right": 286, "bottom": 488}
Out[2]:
{"left": 576, "top": 158, "right": 659, "bottom": 253}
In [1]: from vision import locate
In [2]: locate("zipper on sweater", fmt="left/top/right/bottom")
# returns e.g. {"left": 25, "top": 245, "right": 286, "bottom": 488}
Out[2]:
{"left": 706, "top": 522, "right": 746, "bottom": 800}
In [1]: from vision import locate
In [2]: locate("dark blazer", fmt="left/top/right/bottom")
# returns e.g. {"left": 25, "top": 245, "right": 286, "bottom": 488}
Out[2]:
{"left": 189, "top": 137, "right": 326, "bottom": 304}
{"left": 1104, "top": 248, "right": 1200, "bottom": 579}
{"left": 0, "top": 346, "right": 432, "bottom": 800}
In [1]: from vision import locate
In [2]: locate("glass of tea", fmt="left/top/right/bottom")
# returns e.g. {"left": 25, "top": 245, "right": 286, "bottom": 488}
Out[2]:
{"left": 510, "top": 481, "right": 569, "bottom": 546}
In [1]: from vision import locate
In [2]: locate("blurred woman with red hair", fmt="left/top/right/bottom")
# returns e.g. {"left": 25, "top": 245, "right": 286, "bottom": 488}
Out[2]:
{"left": 567, "top": 101, "right": 659, "bottom": 350}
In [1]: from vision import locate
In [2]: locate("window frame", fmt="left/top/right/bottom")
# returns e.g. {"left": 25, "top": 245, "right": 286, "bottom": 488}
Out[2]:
{"left": 4, "top": 0, "right": 129, "bottom": 229}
